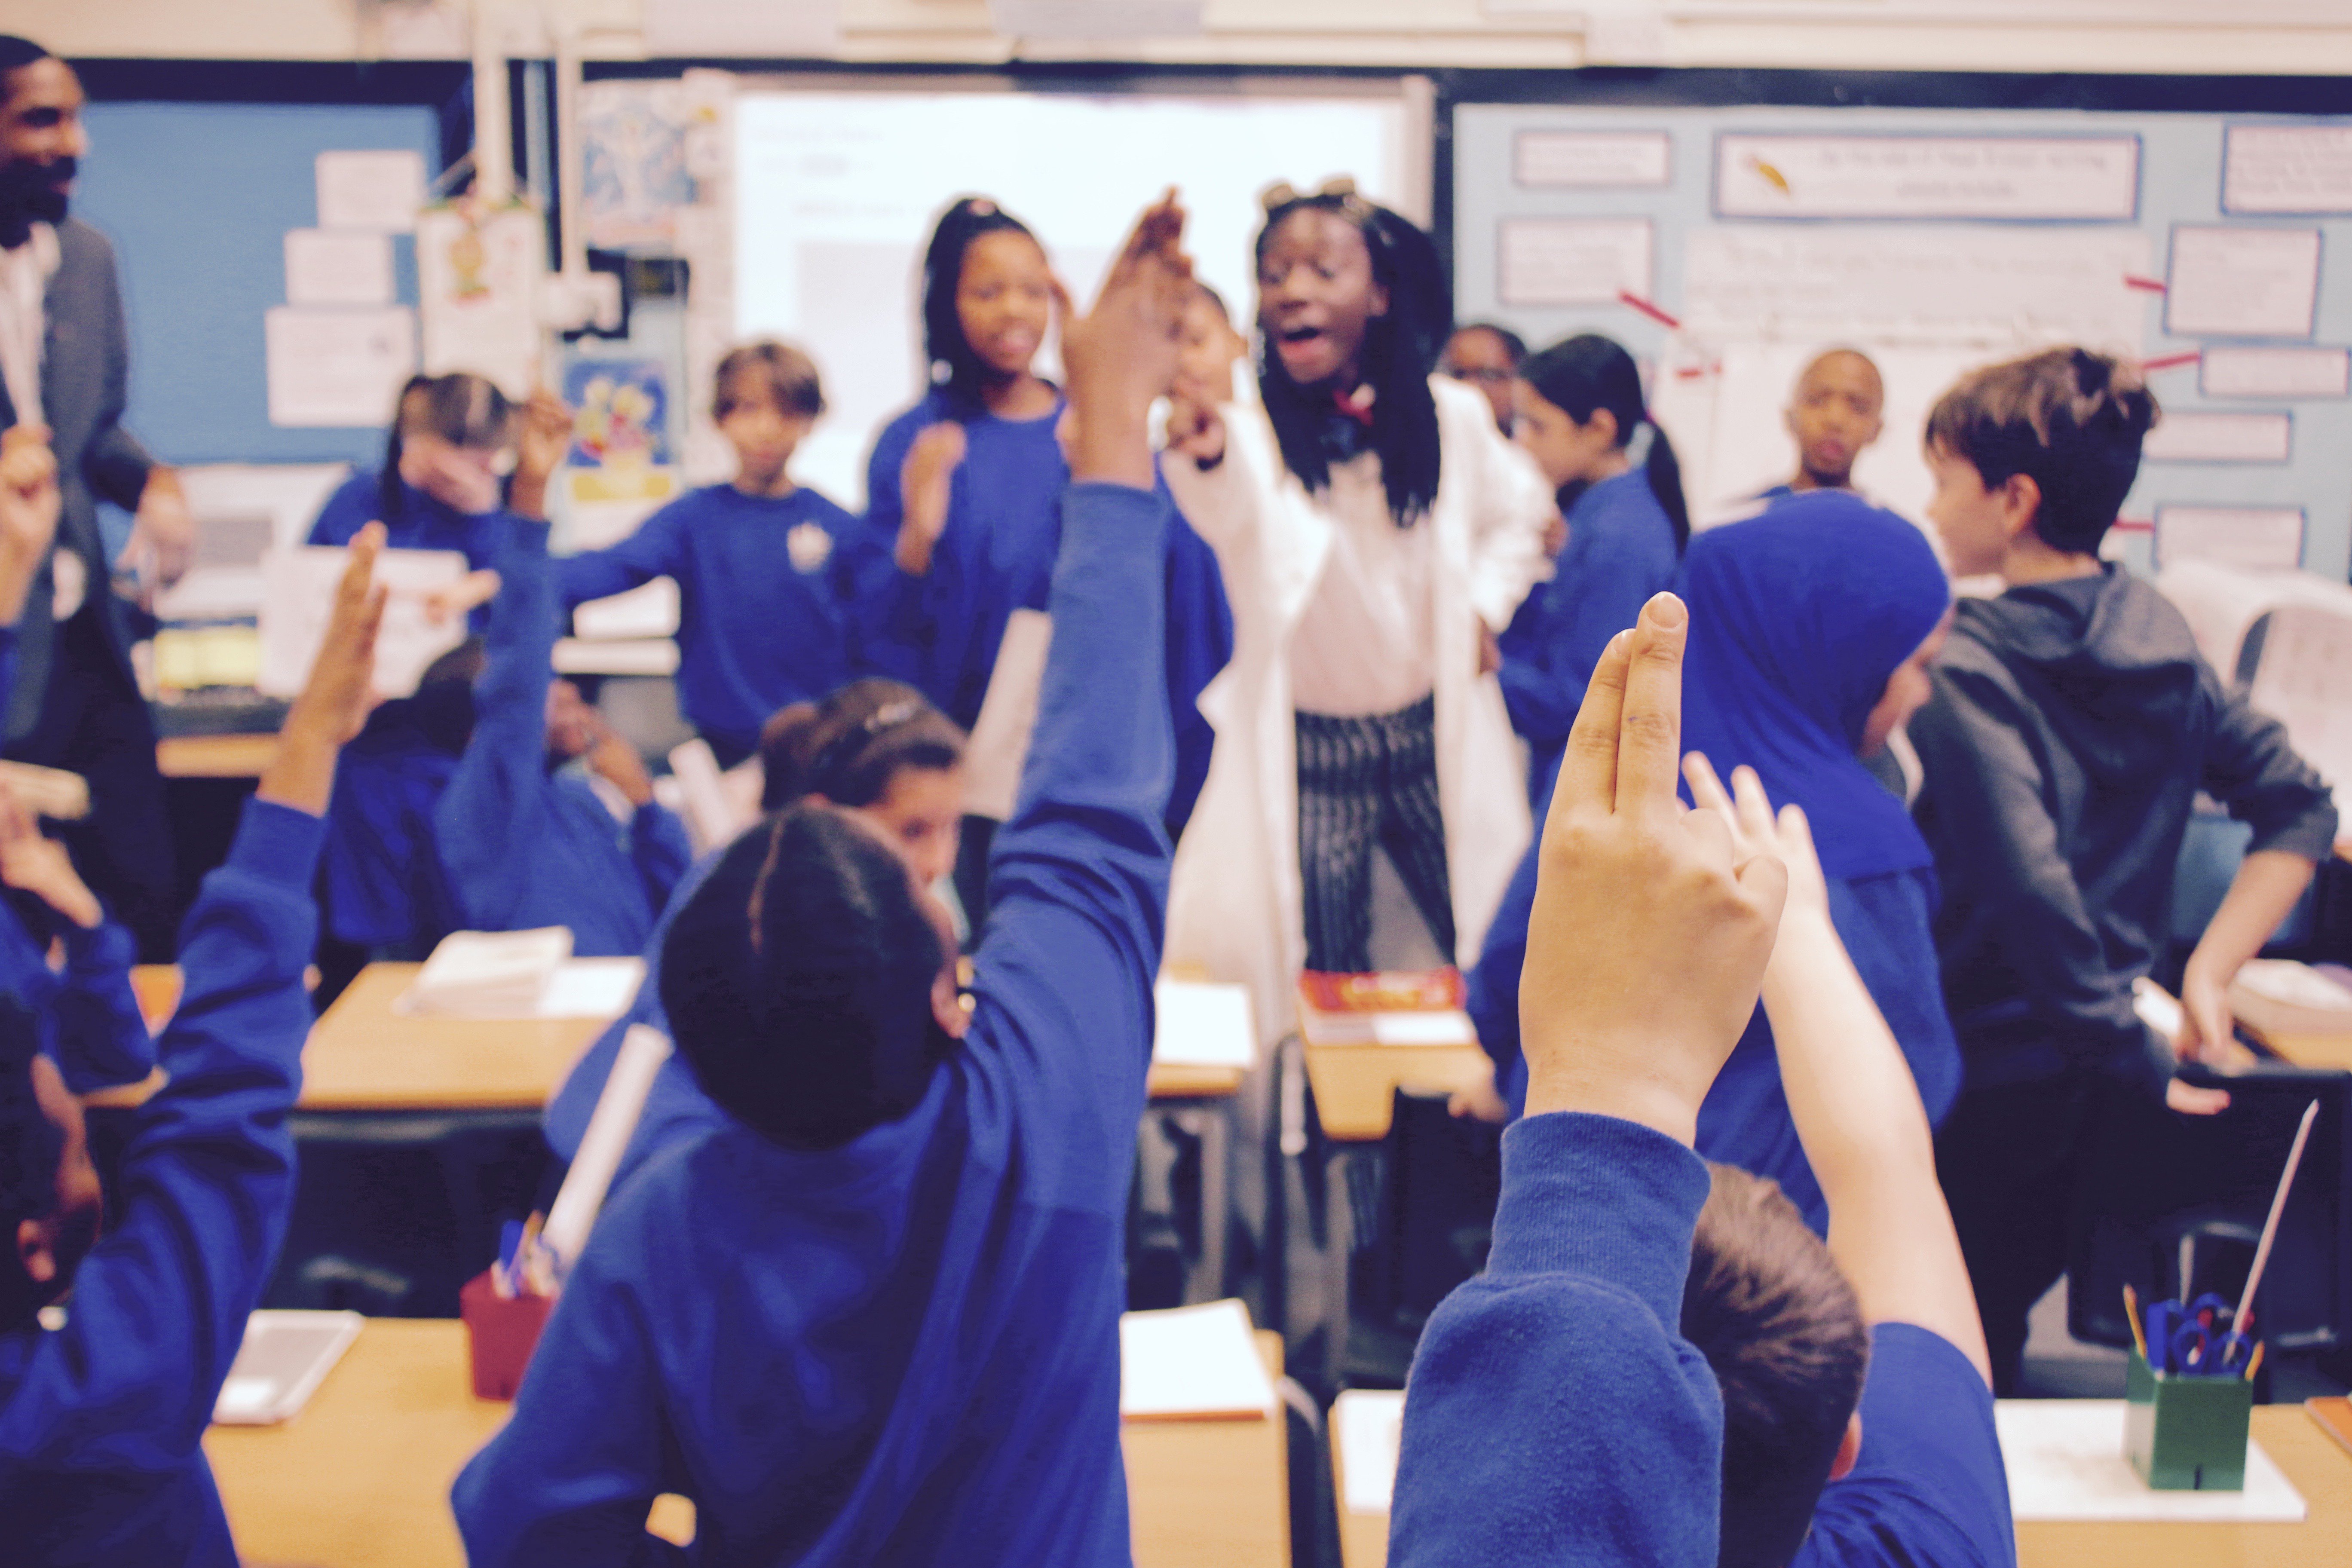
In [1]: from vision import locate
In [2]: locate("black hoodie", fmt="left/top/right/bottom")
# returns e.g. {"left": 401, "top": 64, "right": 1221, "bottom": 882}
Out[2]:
{"left": 1910, "top": 565, "right": 2337, "bottom": 1094}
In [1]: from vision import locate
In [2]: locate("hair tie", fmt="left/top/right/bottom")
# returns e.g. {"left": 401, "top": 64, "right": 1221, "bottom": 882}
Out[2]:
{"left": 808, "top": 699, "right": 923, "bottom": 794}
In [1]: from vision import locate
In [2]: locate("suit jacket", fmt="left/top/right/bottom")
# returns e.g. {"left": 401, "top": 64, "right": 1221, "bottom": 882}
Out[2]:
{"left": 0, "top": 217, "right": 155, "bottom": 739}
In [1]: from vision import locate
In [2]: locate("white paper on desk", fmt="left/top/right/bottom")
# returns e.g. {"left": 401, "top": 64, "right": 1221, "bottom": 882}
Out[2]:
{"left": 1153, "top": 980, "right": 1256, "bottom": 1070}
{"left": 284, "top": 229, "right": 394, "bottom": 306}
{"left": 264, "top": 306, "right": 417, "bottom": 429}
{"left": 256, "top": 545, "right": 467, "bottom": 699}
{"left": 2167, "top": 227, "right": 2323, "bottom": 340}
{"left": 316, "top": 149, "right": 426, "bottom": 233}
{"left": 212, "top": 1310, "right": 364, "bottom": 1427}
{"left": 2224, "top": 125, "right": 2352, "bottom": 216}
{"left": 538, "top": 959, "right": 647, "bottom": 1019}
{"left": 1994, "top": 1401, "right": 2305, "bottom": 1521}
{"left": 961, "top": 609, "right": 1052, "bottom": 824}
{"left": 1120, "top": 1299, "right": 1276, "bottom": 1421}
{"left": 1498, "top": 217, "right": 1653, "bottom": 307}
{"left": 1334, "top": 1389, "right": 1404, "bottom": 1514}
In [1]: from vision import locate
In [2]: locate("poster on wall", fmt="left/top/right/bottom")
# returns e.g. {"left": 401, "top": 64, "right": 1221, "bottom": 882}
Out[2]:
{"left": 2140, "top": 411, "right": 2292, "bottom": 464}
{"left": 1713, "top": 134, "right": 2141, "bottom": 221}
{"left": 562, "top": 358, "right": 679, "bottom": 551}
{"left": 2154, "top": 505, "right": 2306, "bottom": 571}
{"left": 1497, "top": 217, "right": 1654, "bottom": 306}
{"left": 2165, "top": 226, "right": 2322, "bottom": 339}
{"left": 2199, "top": 346, "right": 2350, "bottom": 399}
{"left": 416, "top": 202, "right": 544, "bottom": 398}
{"left": 1513, "top": 131, "right": 1671, "bottom": 189}
{"left": 579, "top": 80, "right": 702, "bottom": 250}
{"left": 263, "top": 306, "right": 416, "bottom": 427}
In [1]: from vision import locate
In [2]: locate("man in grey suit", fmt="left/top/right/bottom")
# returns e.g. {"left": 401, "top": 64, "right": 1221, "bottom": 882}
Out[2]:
{"left": 0, "top": 37, "right": 193, "bottom": 958}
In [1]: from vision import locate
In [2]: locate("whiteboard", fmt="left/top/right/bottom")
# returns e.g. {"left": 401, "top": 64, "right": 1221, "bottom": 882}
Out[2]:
{"left": 734, "top": 89, "right": 1413, "bottom": 507}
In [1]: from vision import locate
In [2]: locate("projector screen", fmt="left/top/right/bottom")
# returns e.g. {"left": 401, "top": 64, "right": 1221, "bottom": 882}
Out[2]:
{"left": 734, "top": 88, "right": 1414, "bottom": 506}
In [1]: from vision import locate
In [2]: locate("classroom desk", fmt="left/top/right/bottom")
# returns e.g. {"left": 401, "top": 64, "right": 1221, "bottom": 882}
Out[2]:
{"left": 300, "top": 962, "right": 621, "bottom": 1112}
{"left": 1301, "top": 1041, "right": 1492, "bottom": 1143}
{"left": 157, "top": 732, "right": 277, "bottom": 779}
{"left": 1329, "top": 1404, "right": 2352, "bottom": 1568}
{"left": 208, "top": 1318, "right": 1290, "bottom": 1568}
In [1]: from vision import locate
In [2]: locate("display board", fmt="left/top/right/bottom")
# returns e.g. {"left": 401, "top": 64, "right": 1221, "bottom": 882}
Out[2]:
{"left": 1455, "top": 104, "right": 2352, "bottom": 580}
{"left": 732, "top": 87, "right": 1415, "bottom": 507}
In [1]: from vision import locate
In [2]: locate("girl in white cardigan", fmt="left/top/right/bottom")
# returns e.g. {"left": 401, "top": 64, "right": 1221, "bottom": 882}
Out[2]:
{"left": 1161, "top": 182, "right": 1553, "bottom": 1043}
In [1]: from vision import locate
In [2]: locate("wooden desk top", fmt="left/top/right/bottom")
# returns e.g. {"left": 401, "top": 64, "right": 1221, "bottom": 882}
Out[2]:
{"left": 157, "top": 732, "right": 277, "bottom": 779}
{"left": 209, "top": 1320, "right": 1289, "bottom": 1568}
{"left": 300, "top": 964, "right": 617, "bottom": 1112}
{"left": 1146, "top": 1060, "right": 1248, "bottom": 1099}
{"left": 1303, "top": 1041, "right": 1492, "bottom": 1142}
{"left": 1332, "top": 1404, "right": 2352, "bottom": 1568}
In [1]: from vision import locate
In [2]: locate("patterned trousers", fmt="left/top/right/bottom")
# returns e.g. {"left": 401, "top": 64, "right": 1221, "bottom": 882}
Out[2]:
{"left": 1294, "top": 695, "right": 1455, "bottom": 974}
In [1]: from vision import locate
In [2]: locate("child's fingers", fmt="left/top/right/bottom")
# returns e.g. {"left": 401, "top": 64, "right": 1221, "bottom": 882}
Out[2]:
{"left": 1735, "top": 846, "right": 1790, "bottom": 928}
{"left": 1556, "top": 628, "right": 1633, "bottom": 818}
{"left": 1681, "top": 752, "right": 1731, "bottom": 820}
{"left": 1616, "top": 593, "right": 1689, "bottom": 821}
{"left": 1680, "top": 801, "right": 1735, "bottom": 867}
{"left": 1776, "top": 802, "right": 1817, "bottom": 865}
{"left": 1728, "top": 765, "right": 1776, "bottom": 842}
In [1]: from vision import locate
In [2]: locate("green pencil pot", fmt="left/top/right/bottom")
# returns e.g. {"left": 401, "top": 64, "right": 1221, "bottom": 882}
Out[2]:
{"left": 2123, "top": 1350, "right": 2251, "bottom": 1491}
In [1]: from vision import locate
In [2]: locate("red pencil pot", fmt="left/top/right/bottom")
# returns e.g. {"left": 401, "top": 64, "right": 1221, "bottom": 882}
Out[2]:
{"left": 459, "top": 1268, "right": 555, "bottom": 1401}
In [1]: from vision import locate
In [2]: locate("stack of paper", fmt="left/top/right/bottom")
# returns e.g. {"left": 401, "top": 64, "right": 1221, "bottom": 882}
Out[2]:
{"left": 404, "top": 928, "right": 574, "bottom": 1016}
{"left": 1152, "top": 980, "right": 1256, "bottom": 1070}
{"left": 212, "top": 1310, "right": 364, "bottom": 1426}
{"left": 1994, "top": 1401, "right": 2306, "bottom": 1522}
{"left": 1298, "top": 969, "right": 1479, "bottom": 1048}
{"left": 1119, "top": 1299, "right": 1277, "bottom": 1421}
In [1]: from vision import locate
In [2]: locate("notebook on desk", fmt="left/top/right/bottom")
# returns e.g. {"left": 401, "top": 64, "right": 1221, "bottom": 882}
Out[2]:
{"left": 1119, "top": 1299, "right": 1277, "bottom": 1421}
{"left": 212, "top": 1310, "right": 363, "bottom": 1426}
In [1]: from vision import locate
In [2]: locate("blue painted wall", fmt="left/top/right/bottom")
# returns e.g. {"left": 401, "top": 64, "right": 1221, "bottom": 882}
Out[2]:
{"left": 73, "top": 101, "right": 440, "bottom": 467}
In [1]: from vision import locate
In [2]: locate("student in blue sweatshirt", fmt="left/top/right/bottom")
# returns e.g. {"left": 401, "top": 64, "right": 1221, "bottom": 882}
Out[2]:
{"left": 1388, "top": 591, "right": 1788, "bottom": 1566}
{"left": 435, "top": 508, "right": 692, "bottom": 959}
{"left": 1498, "top": 333, "right": 1687, "bottom": 800}
{"left": 542, "top": 678, "right": 966, "bottom": 1185}
{"left": 860, "top": 196, "right": 1230, "bottom": 919}
{"left": 0, "top": 499, "right": 386, "bottom": 1568}
{"left": 1463, "top": 496, "right": 1957, "bottom": 1225}
{"left": 309, "top": 377, "right": 571, "bottom": 966}
{"left": 1681, "top": 758, "right": 2012, "bottom": 1568}
{"left": 452, "top": 195, "right": 1195, "bottom": 1565}
{"left": 559, "top": 342, "right": 878, "bottom": 768}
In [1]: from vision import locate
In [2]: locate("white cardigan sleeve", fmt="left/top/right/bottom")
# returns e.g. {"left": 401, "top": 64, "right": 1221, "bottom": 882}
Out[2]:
{"left": 1438, "top": 378, "right": 1557, "bottom": 633}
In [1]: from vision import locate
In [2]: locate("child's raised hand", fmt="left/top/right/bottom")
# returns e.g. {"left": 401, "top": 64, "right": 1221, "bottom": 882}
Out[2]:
{"left": 295, "top": 524, "right": 389, "bottom": 744}
{"left": 1519, "top": 594, "right": 1787, "bottom": 1145}
{"left": 1682, "top": 755, "right": 1829, "bottom": 921}
{"left": 0, "top": 781, "right": 101, "bottom": 930}
{"left": 423, "top": 567, "right": 502, "bottom": 625}
{"left": 1163, "top": 388, "right": 1226, "bottom": 470}
{"left": 1059, "top": 190, "right": 1192, "bottom": 488}
{"left": 0, "top": 424, "right": 61, "bottom": 561}
{"left": 515, "top": 390, "right": 576, "bottom": 483}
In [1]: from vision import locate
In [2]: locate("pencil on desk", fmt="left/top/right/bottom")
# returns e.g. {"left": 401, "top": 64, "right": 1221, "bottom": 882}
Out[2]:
{"left": 2124, "top": 1283, "right": 2148, "bottom": 1361}
{"left": 2244, "top": 1341, "right": 2266, "bottom": 1384}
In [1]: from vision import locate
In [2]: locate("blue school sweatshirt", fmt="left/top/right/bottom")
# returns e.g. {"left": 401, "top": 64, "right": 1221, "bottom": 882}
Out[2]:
{"left": 857, "top": 394, "right": 1230, "bottom": 832}
{"left": 435, "top": 521, "right": 693, "bottom": 959}
{"left": 1794, "top": 1324, "right": 2015, "bottom": 1568}
{"left": 1467, "top": 774, "right": 1958, "bottom": 1234}
{"left": 0, "top": 799, "right": 325, "bottom": 1568}
{"left": 558, "top": 484, "right": 878, "bottom": 759}
{"left": 1498, "top": 469, "right": 1679, "bottom": 797}
{"left": 1390, "top": 1112, "right": 1722, "bottom": 1566}
{"left": 0, "top": 627, "right": 151, "bottom": 1089}
{"left": 452, "top": 479, "right": 1174, "bottom": 1566}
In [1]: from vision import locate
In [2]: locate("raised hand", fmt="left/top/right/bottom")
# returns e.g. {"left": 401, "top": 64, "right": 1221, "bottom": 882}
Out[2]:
{"left": 118, "top": 466, "right": 196, "bottom": 605}
{"left": 1163, "top": 386, "right": 1227, "bottom": 470}
{"left": 1682, "top": 755, "right": 1829, "bottom": 922}
{"left": 0, "top": 425, "right": 60, "bottom": 625}
{"left": 0, "top": 782, "right": 101, "bottom": 930}
{"left": 894, "top": 422, "right": 968, "bottom": 576}
{"left": 1518, "top": 593, "right": 1787, "bottom": 1144}
{"left": 260, "top": 524, "right": 389, "bottom": 816}
{"left": 1058, "top": 190, "right": 1192, "bottom": 489}
{"left": 509, "top": 390, "right": 575, "bottom": 521}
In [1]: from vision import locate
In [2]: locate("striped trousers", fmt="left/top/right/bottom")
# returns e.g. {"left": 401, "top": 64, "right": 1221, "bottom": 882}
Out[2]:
{"left": 1294, "top": 695, "right": 1455, "bottom": 974}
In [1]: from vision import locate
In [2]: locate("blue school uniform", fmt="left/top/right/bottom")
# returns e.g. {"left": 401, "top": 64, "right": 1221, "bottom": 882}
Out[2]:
{"left": 1795, "top": 1324, "right": 2016, "bottom": 1568}
{"left": 1390, "top": 1113, "right": 1723, "bottom": 1566}
{"left": 1469, "top": 493, "right": 1958, "bottom": 1231}
{"left": 857, "top": 393, "right": 1230, "bottom": 832}
{"left": 0, "top": 627, "right": 151, "bottom": 1089}
{"left": 0, "top": 799, "right": 325, "bottom": 1568}
{"left": 452, "top": 480, "right": 1175, "bottom": 1565}
{"left": 1497, "top": 469, "right": 1678, "bottom": 797}
{"left": 435, "top": 521, "right": 693, "bottom": 959}
{"left": 559, "top": 484, "right": 876, "bottom": 760}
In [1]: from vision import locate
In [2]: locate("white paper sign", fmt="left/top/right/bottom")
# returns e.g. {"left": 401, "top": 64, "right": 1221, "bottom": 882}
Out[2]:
{"left": 2155, "top": 505, "right": 2306, "bottom": 571}
{"left": 2141, "top": 411, "right": 2292, "bottom": 464}
{"left": 2166, "top": 227, "right": 2322, "bottom": 340}
{"left": 1497, "top": 217, "right": 1654, "bottom": 306}
{"left": 1513, "top": 130, "right": 1671, "bottom": 189}
{"left": 416, "top": 204, "right": 544, "bottom": 399}
{"left": 256, "top": 545, "right": 468, "bottom": 699}
{"left": 2201, "top": 345, "right": 2350, "bottom": 399}
{"left": 315, "top": 149, "right": 427, "bottom": 233}
{"left": 1334, "top": 1390, "right": 1405, "bottom": 1515}
{"left": 1678, "top": 227, "right": 2150, "bottom": 349}
{"left": 2223, "top": 125, "right": 2352, "bottom": 215}
{"left": 263, "top": 306, "right": 416, "bottom": 428}
{"left": 283, "top": 229, "right": 394, "bottom": 307}
{"left": 1715, "top": 134, "right": 2140, "bottom": 220}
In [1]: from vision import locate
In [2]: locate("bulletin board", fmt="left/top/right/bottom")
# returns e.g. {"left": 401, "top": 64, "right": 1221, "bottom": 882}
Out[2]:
{"left": 1453, "top": 98, "right": 2352, "bottom": 582}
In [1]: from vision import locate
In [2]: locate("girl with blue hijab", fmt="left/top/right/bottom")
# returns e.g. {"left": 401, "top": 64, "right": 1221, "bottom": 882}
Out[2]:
{"left": 1465, "top": 489, "right": 1957, "bottom": 1231}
